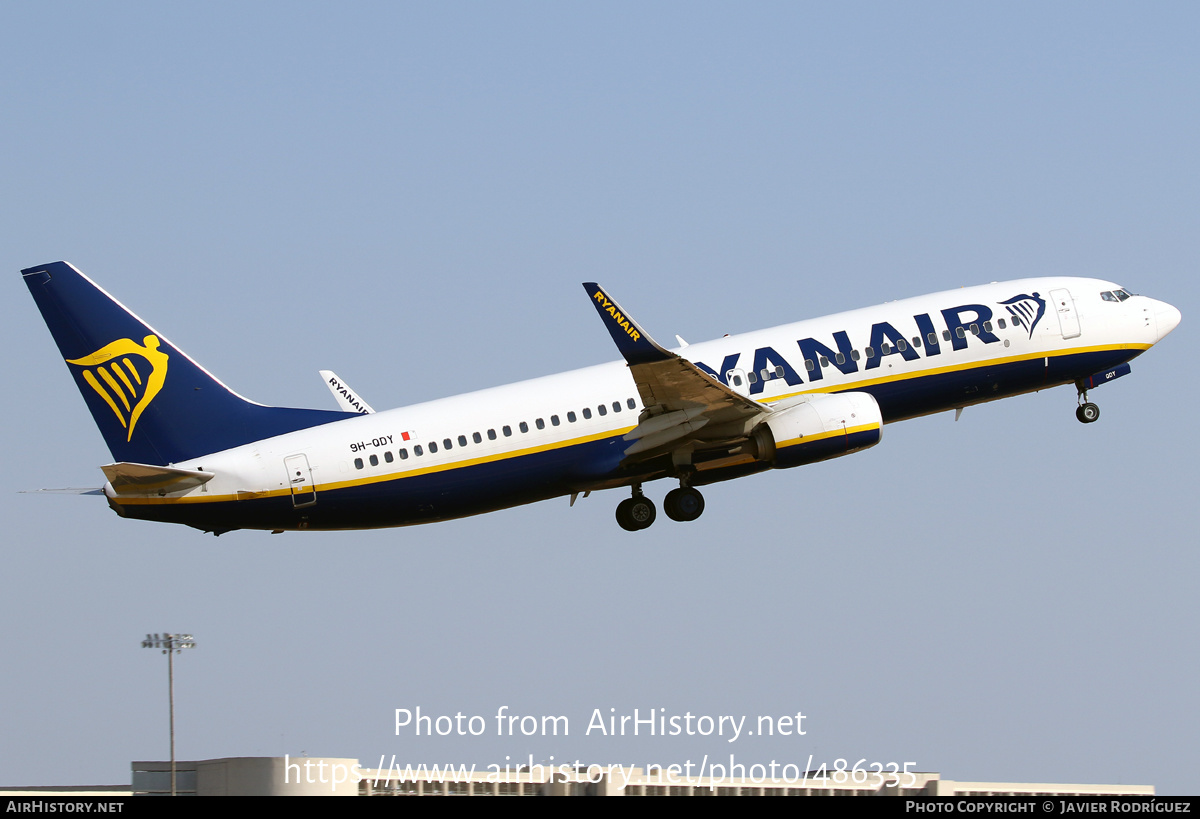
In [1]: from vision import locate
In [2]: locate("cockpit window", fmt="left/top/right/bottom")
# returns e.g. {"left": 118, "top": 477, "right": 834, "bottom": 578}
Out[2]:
{"left": 1115, "top": 288, "right": 1133, "bottom": 301}
{"left": 1102, "top": 291, "right": 1119, "bottom": 302}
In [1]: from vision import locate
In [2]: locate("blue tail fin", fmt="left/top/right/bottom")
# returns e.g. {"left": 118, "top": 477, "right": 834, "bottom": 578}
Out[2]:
{"left": 23, "top": 261, "right": 357, "bottom": 465}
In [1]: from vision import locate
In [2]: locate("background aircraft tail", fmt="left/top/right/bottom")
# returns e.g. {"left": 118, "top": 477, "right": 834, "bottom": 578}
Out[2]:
{"left": 22, "top": 261, "right": 356, "bottom": 466}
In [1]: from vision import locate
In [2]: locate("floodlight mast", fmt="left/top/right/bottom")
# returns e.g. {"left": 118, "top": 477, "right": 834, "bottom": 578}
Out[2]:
{"left": 141, "top": 633, "right": 195, "bottom": 797}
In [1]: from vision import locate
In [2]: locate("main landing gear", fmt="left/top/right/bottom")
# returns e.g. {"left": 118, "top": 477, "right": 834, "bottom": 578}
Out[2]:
{"left": 1075, "top": 381, "right": 1100, "bottom": 424}
{"left": 664, "top": 486, "right": 705, "bottom": 522}
{"left": 615, "top": 482, "right": 705, "bottom": 531}
{"left": 615, "top": 487, "right": 656, "bottom": 532}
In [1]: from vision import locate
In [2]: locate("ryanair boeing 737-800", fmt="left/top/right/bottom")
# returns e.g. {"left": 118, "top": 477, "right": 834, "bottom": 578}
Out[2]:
{"left": 23, "top": 261, "right": 1180, "bottom": 534}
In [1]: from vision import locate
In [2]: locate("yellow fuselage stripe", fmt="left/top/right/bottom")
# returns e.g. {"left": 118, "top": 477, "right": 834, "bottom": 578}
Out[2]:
{"left": 112, "top": 342, "right": 1143, "bottom": 506}
{"left": 114, "top": 426, "right": 638, "bottom": 505}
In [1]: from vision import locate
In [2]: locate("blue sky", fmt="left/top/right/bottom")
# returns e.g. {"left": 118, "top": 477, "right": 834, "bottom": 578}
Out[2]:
{"left": 2, "top": 2, "right": 1197, "bottom": 794}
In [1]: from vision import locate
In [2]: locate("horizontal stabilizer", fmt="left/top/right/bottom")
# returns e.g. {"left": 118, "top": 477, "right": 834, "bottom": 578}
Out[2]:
{"left": 20, "top": 487, "right": 106, "bottom": 496}
{"left": 101, "top": 462, "right": 214, "bottom": 495}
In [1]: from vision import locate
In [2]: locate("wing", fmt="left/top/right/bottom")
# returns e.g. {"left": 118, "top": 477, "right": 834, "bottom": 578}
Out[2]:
{"left": 583, "top": 283, "right": 768, "bottom": 462}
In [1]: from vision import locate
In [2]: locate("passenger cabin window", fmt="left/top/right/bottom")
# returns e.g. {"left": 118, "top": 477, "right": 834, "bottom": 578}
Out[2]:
{"left": 819, "top": 356, "right": 829, "bottom": 367}
{"left": 598, "top": 404, "right": 607, "bottom": 416}
{"left": 912, "top": 336, "right": 921, "bottom": 348}
{"left": 627, "top": 398, "right": 636, "bottom": 409}
{"left": 503, "top": 425, "right": 512, "bottom": 437}
{"left": 747, "top": 371, "right": 758, "bottom": 384}
{"left": 551, "top": 415, "right": 560, "bottom": 426}
{"left": 354, "top": 458, "right": 364, "bottom": 469}
{"left": 956, "top": 327, "right": 966, "bottom": 339}
{"left": 487, "top": 429, "right": 497, "bottom": 440}
{"left": 583, "top": 408, "right": 592, "bottom": 419}
{"left": 443, "top": 438, "right": 452, "bottom": 450}
{"left": 536, "top": 418, "right": 545, "bottom": 430}
{"left": 881, "top": 343, "right": 891, "bottom": 355}
{"left": 568, "top": 411, "right": 577, "bottom": 423}
{"left": 459, "top": 435, "right": 468, "bottom": 447}
{"left": 472, "top": 432, "right": 482, "bottom": 444}
{"left": 612, "top": 402, "right": 621, "bottom": 413}
{"left": 384, "top": 451, "right": 394, "bottom": 463}
{"left": 429, "top": 441, "right": 438, "bottom": 453}
{"left": 370, "top": 454, "right": 378, "bottom": 466}
{"left": 399, "top": 448, "right": 409, "bottom": 459}
{"left": 414, "top": 445, "right": 424, "bottom": 456}
{"left": 943, "top": 330, "right": 952, "bottom": 341}
{"left": 850, "top": 350, "right": 861, "bottom": 361}
{"left": 997, "top": 319, "right": 1006, "bottom": 329}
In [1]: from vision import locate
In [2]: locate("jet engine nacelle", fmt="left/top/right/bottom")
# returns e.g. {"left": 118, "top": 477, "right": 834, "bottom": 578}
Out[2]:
{"left": 751, "top": 391, "right": 883, "bottom": 469}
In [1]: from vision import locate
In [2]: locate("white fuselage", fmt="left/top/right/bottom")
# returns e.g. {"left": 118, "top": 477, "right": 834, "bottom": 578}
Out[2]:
{"left": 109, "top": 277, "right": 1178, "bottom": 531}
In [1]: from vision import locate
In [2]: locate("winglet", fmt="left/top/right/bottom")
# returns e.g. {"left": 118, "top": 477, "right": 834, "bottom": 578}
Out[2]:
{"left": 582, "top": 283, "right": 673, "bottom": 366}
{"left": 319, "top": 370, "right": 375, "bottom": 414}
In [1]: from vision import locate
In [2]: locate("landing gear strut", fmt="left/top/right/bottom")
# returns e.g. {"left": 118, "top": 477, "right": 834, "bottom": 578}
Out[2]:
{"left": 1075, "top": 381, "right": 1100, "bottom": 424}
{"left": 615, "top": 485, "right": 656, "bottom": 532}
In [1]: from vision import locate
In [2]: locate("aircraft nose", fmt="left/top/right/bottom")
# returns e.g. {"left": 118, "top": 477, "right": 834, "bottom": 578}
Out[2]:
{"left": 1155, "top": 301, "right": 1182, "bottom": 341}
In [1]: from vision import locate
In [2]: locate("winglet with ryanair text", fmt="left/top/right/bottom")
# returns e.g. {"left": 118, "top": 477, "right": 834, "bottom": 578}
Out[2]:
{"left": 583, "top": 283, "right": 674, "bottom": 366}
{"left": 583, "top": 281, "right": 767, "bottom": 422}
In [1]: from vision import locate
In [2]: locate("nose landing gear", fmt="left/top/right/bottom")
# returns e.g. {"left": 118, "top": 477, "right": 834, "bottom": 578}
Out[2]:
{"left": 1075, "top": 381, "right": 1100, "bottom": 424}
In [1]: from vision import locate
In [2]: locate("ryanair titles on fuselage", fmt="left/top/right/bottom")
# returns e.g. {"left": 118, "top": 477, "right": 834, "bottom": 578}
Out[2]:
{"left": 693, "top": 297, "right": 1034, "bottom": 396}
{"left": 592, "top": 289, "right": 642, "bottom": 342}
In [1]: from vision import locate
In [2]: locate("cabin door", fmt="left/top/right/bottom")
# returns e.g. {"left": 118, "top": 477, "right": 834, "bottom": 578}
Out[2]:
{"left": 1049, "top": 288, "right": 1081, "bottom": 340}
{"left": 284, "top": 454, "right": 316, "bottom": 508}
{"left": 725, "top": 368, "right": 751, "bottom": 396}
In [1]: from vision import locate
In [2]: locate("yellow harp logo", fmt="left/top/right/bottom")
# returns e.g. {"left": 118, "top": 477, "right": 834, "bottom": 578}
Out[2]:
{"left": 67, "top": 335, "right": 169, "bottom": 441}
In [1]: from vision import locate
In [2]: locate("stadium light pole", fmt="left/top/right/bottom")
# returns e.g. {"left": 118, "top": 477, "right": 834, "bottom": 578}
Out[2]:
{"left": 142, "top": 633, "right": 196, "bottom": 796}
